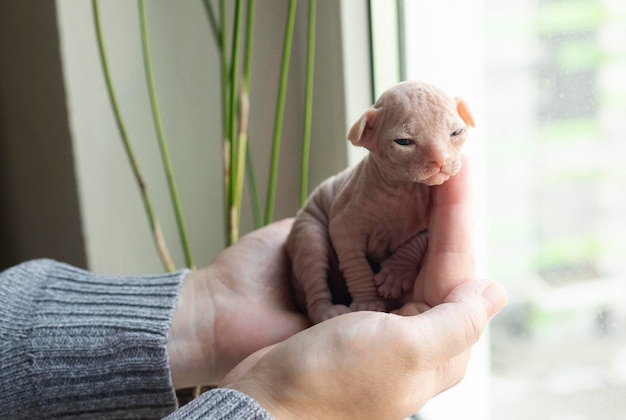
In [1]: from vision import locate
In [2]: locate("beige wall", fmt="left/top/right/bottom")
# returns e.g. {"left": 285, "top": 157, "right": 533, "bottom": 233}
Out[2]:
{"left": 0, "top": 0, "right": 371, "bottom": 274}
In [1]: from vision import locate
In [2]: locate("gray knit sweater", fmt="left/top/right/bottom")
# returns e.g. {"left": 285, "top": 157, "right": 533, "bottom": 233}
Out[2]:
{"left": 0, "top": 259, "right": 273, "bottom": 419}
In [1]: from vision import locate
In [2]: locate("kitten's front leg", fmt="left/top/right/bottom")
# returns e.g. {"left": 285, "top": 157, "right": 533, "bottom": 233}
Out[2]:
{"left": 375, "top": 230, "right": 428, "bottom": 299}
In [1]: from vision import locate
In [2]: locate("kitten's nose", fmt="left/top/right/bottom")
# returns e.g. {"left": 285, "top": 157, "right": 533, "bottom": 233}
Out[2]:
{"left": 431, "top": 158, "right": 446, "bottom": 168}
{"left": 428, "top": 147, "right": 448, "bottom": 168}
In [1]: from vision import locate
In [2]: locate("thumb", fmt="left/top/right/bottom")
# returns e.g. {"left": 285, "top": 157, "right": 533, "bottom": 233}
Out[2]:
{"left": 414, "top": 281, "right": 507, "bottom": 361}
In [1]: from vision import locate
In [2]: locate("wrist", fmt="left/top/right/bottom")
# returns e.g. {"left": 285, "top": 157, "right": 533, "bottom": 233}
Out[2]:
{"left": 167, "top": 268, "right": 219, "bottom": 388}
{"left": 228, "top": 380, "right": 293, "bottom": 420}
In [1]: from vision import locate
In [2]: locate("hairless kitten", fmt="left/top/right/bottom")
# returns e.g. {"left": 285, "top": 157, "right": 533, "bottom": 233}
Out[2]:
{"left": 286, "top": 81, "right": 475, "bottom": 324}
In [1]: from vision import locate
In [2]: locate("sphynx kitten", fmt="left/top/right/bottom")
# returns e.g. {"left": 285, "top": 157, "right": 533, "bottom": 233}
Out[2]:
{"left": 286, "top": 81, "right": 475, "bottom": 324}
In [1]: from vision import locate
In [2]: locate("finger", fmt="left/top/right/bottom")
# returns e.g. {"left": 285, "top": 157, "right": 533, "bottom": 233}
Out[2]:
{"left": 392, "top": 301, "right": 431, "bottom": 316}
{"left": 418, "top": 155, "right": 474, "bottom": 304}
{"left": 414, "top": 281, "right": 507, "bottom": 361}
{"left": 245, "top": 217, "right": 295, "bottom": 246}
{"left": 430, "top": 155, "right": 473, "bottom": 250}
{"left": 220, "top": 344, "right": 278, "bottom": 386}
{"left": 219, "top": 218, "right": 295, "bottom": 265}
{"left": 268, "top": 217, "right": 295, "bottom": 234}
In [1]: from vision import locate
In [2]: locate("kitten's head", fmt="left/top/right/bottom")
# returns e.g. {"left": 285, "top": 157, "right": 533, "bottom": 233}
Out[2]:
{"left": 347, "top": 81, "right": 474, "bottom": 186}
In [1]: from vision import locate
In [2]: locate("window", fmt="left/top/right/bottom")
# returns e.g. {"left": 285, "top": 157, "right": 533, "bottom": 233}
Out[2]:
{"left": 377, "top": 0, "right": 626, "bottom": 418}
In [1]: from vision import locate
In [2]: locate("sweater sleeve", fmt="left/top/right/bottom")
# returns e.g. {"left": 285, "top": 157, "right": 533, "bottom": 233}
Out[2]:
{"left": 165, "top": 388, "right": 274, "bottom": 420}
{"left": 0, "top": 259, "right": 186, "bottom": 418}
{"left": 0, "top": 259, "right": 276, "bottom": 419}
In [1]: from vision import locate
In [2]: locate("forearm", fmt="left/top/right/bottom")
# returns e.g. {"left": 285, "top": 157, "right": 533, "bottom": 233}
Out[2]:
{"left": 0, "top": 259, "right": 187, "bottom": 418}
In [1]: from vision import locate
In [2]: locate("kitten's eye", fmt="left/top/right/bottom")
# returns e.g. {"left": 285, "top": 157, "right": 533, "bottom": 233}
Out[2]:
{"left": 451, "top": 128, "right": 464, "bottom": 137}
{"left": 394, "top": 139, "right": 413, "bottom": 146}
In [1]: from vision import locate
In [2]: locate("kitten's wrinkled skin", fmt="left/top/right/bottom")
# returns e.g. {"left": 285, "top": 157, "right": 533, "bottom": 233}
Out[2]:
{"left": 287, "top": 81, "right": 475, "bottom": 324}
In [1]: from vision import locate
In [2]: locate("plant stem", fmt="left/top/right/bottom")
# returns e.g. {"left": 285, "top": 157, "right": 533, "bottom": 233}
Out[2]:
{"left": 92, "top": 0, "right": 175, "bottom": 272}
{"left": 227, "top": 0, "right": 244, "bottom": 244}
{"left": 232, "top": 0, "right": 257, "bottom": 239}
{"left": 138, "top": 0, "right": 194, "bottom": 269}
{"left": 219, "top": 0, "right": 232, "bottom": 245}
{"left": 242, "top": 0, "right": 255, "bottom": 88}
{"left": 243, "top": 0, "right": 261, "bottom": 229}
{"left": 201, "top": 0, "right": 221, "bottom": 46}
{"left": 265, "top": 0, "right": 298, "bottom": 225}
{"left": 246, "top": 144, "right": 262, "bottom": 228}
{"left": 300, "top": 0, "right": 316, "bottom": 207}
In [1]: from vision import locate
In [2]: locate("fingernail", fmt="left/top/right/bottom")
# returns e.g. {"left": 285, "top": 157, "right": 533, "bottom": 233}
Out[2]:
{"left": 481, "top": 282, "right": 507, "bottom": 317}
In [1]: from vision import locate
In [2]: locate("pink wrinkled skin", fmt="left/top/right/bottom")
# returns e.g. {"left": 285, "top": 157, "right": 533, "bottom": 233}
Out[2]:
{"left": 287, "top": 81, "right": 475, "bottom": 324}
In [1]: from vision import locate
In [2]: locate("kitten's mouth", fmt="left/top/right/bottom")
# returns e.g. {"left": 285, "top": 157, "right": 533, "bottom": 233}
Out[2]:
{"left": 419, "top": 161, "right": 461, "bottom": 185}
{"left": 422, "top": 171, "right": 451, "bottom": 186}
{"left": 414, "top": 165, "right": 453, "bottom": 185}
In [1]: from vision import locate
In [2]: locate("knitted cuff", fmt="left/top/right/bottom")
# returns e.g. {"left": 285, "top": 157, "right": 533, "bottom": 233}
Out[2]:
{"left": 0, "top": 259, "right": 187, "bottom": 419}
{"left": 166, "top": 388, "right": 274, "bottom": 420}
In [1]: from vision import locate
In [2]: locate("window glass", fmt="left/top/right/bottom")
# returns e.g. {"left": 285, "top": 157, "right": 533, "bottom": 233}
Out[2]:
{"left": 485, "top": 1, "right": 626, "bottom": 418}
{"left": 394, "top": 0, "right": 626, "bottom": 418}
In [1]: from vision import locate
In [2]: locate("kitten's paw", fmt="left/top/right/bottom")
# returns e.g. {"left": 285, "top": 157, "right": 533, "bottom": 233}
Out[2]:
{"left": 375, "top": 265, "right": 416, "bottom": 299}
{"left": 349, "top": 299, "right": 386, "bottom": 313}
{"left": 309, "top": 303, "right": 351, "bottom": 324}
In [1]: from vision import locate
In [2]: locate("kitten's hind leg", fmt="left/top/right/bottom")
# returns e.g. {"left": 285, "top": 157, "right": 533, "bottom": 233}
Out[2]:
{"left": 288, "top": 218, "right": 349, "bottom": 324}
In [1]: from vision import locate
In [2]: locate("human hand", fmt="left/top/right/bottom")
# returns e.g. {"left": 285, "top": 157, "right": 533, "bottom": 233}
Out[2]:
{"left": 222, "top": 280, "right": 506, "bottom": 419}
{"left": 167, "top": 219, "right": 310, "bottom": 388}
{"left": 406, "top": 154, "right": 478, "bottom": 312}
{"left": 219, "top": 155, "right": 507, "bottom": 419}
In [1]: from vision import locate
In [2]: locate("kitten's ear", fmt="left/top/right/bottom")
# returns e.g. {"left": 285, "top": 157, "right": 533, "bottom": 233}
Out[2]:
{"left": 455, "top": 97, "right": 476, "bottom": 128}
{"left": 347, "top": 108, "right": 380, "bottom": 150}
